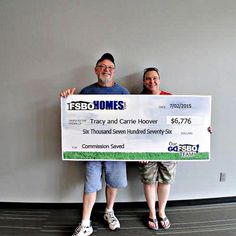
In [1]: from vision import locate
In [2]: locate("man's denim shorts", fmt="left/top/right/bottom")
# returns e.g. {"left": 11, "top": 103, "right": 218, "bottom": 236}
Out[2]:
{"left": 84, "top": 161, "right": 127, "bottom": 193}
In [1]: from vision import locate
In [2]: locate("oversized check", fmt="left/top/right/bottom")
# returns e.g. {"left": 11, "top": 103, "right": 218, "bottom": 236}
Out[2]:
{"left": 61, "top": 95, "right": 211, "bottom": 161}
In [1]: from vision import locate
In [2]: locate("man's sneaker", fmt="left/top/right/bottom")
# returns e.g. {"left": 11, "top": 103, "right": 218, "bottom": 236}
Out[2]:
{"left": 72, "top": 224, "right": 93, "bottom": 236}
{"left": 104, "top": 210, "right": 120, "bottom": 230}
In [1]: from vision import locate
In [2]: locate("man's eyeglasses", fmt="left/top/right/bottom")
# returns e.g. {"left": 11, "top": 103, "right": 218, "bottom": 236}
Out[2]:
{"left": 96, "top": 65, "right": 115, "bottom": 70}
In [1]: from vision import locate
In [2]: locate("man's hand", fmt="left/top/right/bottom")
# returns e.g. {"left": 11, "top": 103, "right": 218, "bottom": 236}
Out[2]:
{"left": 60, "top": 88, "right": 76, "bottom": 98}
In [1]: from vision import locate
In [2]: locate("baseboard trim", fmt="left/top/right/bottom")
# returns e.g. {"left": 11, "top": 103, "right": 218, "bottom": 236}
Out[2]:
{"left": 1, "top": 196, "right": 236, "bottom": 209}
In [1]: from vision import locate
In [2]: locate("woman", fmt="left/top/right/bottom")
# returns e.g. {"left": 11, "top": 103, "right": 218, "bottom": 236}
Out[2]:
{"left": 138, "top": 67, "right": 176, "bottom": 231}
{"left": 139, "top": 67, "right": 212, "bottom": 231}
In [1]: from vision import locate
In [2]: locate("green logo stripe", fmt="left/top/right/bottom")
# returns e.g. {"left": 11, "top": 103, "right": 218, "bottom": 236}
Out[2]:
{"left": 63, "top": 152, "right": 209, "bottom": 161}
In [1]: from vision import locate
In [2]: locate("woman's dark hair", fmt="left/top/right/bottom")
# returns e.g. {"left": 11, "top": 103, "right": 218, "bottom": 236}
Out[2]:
{"left": 141, "top": 67, "right": 160, "bottom": 94}
{"left": 143, "top": 67, "right": 160, "bottom": 80}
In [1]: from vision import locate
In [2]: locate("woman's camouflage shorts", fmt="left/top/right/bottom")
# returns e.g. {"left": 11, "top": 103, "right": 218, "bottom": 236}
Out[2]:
{"left": 138, "top": 161, "right": 177, "bottom": 184}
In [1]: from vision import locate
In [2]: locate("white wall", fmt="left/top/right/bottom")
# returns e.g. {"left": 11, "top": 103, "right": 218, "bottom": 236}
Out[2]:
{"left": 0, "top": 0, "right": 235, "bottom": 203}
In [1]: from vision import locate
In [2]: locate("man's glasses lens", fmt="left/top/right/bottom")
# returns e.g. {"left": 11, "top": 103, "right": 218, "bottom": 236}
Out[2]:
{"left": 97, "top": 65, "right": 115, "bottom": 70}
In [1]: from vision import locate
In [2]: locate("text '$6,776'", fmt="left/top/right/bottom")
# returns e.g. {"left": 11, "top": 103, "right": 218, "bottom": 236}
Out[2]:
{"left": 171, "top": 117, "right": 192, "bottom": 125}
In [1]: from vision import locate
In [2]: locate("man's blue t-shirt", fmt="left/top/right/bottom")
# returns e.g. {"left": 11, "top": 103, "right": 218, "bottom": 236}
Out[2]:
{"left": 79, "top": 82, "right": 129, "bottom": 94}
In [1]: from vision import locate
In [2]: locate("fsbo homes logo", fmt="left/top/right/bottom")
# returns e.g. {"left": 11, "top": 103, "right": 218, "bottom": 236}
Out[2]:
{"left": 168, "top": 142, "right": 200, "bottom": 157}
{"left": 67, "top": 100, "right": 126, "bottom": 111}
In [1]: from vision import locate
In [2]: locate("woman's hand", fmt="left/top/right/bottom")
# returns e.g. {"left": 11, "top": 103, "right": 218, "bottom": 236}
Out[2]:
{"left": 139, "top": 161, "right": 149, "bottom": 164}
{"left": 208, "top": 126, "right": 212, "bottom": 134}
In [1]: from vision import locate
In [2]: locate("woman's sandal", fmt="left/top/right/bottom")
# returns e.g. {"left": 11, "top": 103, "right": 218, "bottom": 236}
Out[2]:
{"left": 158, "top": 216, "right": 171, "bottom": 229}
{"left": 147, "top": 217, "right": 159, "bottom": 230}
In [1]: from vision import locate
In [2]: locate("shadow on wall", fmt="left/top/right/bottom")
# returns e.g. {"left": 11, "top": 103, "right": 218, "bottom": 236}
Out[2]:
{"left": 126, "top": 162, "right": 144, "bottom": 201}
{"left": 33, "top": 67, "right": 94, "bottom": 200}
{"left": 120, "top": 72, "right": 143, "bottom": 94}
{"left": 58, "top": 65, "right": 95, "bottom": 92}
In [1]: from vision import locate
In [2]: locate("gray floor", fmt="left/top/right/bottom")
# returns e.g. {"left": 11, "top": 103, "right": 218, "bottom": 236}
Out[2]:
{"left": 1, "top": 202, "right": 236, "bottom": 236}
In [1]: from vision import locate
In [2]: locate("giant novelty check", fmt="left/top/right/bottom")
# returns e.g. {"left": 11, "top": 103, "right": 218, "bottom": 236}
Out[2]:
{"left": 61, "top": 95, "right": 211, "bottom": 161}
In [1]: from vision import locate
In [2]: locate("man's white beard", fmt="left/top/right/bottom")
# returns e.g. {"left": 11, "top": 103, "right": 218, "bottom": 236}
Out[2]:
{"left": 98, "top": 77, "right": 113, "bottom": 87}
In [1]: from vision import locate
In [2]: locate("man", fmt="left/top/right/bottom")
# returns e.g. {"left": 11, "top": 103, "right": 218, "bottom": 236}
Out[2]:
{"left": 60, "top": 53, "right": 129, "bottom": 236}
